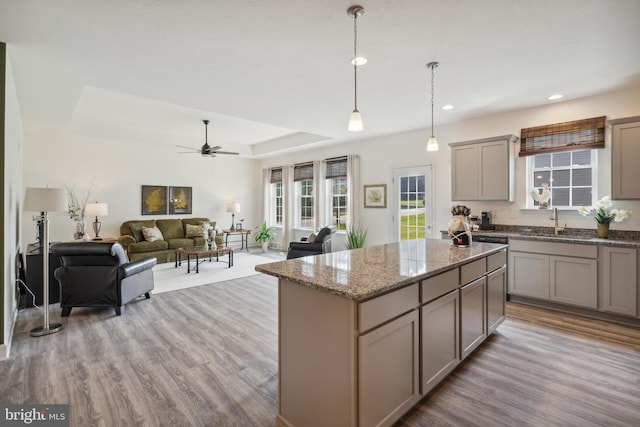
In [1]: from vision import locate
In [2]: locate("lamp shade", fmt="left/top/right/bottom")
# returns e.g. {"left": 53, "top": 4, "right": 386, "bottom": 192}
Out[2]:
{"left": 85, "top": 202, "right": 109, "bottom": 217}
{"left": 24, "top": 187, "right": 68, "bottom": 212}
{"left": 348, "top": 110, "right": 364, "bottom": 132}
{"left": 226, "top": 202, "right": 240, "bottom": 213}
{"left": 426, "top": 136, "right": 439, "bottom": 152}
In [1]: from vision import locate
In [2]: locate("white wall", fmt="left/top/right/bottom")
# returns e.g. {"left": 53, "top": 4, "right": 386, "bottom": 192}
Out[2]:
{"left": 259, "top": 86, "right": 640, "bottom": 247}
{"left": 21, "top": 128, "right": 262, "bottom": 249}
{"left": 3, "top": 49, "right": 23, "bottom": 358}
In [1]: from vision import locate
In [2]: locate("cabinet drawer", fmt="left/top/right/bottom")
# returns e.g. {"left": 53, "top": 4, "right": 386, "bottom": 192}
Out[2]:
{"left": 359, "top": 283, "right": 419, "bottom": 332}
{"left": 487, "top": 250, "right": 507, "bottom": 272}
{"left": 509, "top": 239, "right": 597, "bottom": 258}
{"left": 460, "top": 259, "right": 487, "bottom": 285}
{"left": 421, "top": 268, "right": 459, "bottom": 304}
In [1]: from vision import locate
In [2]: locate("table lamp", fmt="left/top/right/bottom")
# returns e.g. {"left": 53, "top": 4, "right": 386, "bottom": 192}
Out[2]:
{"left": 226, "top": 202, "right": 240, "bottom": 230}
{"left": 84, "top": 202, "right": 108, "bottom": 240}
{"left": 24, "top": 187, "right": 68, "bottom": 337}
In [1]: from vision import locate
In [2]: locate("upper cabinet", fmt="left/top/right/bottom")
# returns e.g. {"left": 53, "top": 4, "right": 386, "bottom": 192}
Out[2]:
{"left": 449, "top": 134, "right": 518, "bottom": 201}
{"left": 608, "top": 116, "right": 640, "bottom": 200}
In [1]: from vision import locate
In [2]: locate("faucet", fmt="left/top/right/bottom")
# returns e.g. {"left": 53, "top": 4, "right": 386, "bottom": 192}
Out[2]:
{"left": 550, "top": 208, "right": 565, "bottom": 235}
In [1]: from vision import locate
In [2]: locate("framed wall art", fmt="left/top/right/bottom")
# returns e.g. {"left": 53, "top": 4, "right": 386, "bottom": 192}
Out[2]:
{"left": 169, "top": 186, "right": 192, "bottom": 215}
{"left": 364, "top": 184, "right": 387, "bottom": 208}
{"left": 141, "top": 185, "right": 168, "bottom": 215}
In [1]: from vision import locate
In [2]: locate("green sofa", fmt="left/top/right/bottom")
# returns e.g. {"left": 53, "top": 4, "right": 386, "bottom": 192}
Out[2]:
{"left": 118, "top": 218, "right": 215, "bottom": 263}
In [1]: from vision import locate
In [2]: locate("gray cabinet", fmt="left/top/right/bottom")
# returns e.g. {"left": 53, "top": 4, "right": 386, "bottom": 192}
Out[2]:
{"left": 550, "top": 255, "right": 597, "bottom": 309}
{"left": 599, "top": 246, "right": 637, "bottom": 316}
{"left": 487, "top": 265, "right": 506, "bottom": 334}
{"left": 508, "top": 240, "right": 598, "bottom": 309}
{"left": 359, "top": 285, "right": 420, "bottom": 427}
{"left": 460, "top": 277, "right": 487, "bottom": 359}
{"left": 449, "top": 134, "right": 517, "bottom": 201}
{"left": 608, "top": 116, "right": 640, "bottom": 200}
{"left": 420, "top": 289, "right": 459, "bottom": 395}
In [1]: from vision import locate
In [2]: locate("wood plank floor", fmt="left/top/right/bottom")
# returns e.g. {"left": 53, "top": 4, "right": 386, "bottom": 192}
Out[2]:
{"left": 2, "top": 272, "right": 640, "bottom": 426}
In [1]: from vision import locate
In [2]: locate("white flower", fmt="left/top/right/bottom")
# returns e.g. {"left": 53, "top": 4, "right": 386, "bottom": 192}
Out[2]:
{"left": 611, "top": 209, "right": 632, "bottom": 222}
{"left": 577, "top": 206, "right": 593, "bottom": 216}
{"left": 595, "top": 196, "right": 612, "bottom": 210}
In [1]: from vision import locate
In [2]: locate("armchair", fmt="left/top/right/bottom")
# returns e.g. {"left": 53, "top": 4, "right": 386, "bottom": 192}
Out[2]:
{"left": 51, "top": 242, "right": 156, "bottom": 316}
{"left": 286, "top": 226, "right": 334, "bottom": 259}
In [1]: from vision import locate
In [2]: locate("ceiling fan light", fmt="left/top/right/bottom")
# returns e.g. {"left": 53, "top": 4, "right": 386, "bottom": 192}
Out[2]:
{"left": 348, "top": 109, "right": 364, "bottom": 132}
{"left": 426, "top": 136, "right": 439, "bottom": 152}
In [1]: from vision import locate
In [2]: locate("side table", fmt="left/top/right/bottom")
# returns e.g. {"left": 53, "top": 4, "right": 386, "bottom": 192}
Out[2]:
{"left": 223, "top": 229, "right": 251, "bottom": 251}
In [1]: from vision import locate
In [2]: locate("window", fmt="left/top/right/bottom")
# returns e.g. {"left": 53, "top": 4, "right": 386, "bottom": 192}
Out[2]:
{"left": 328, "top": 177, "right": 348, "bottom": 230}
{"left": 325, "top": 157, "right": 349, "bottom": 230}
{"left": 294, "top": 163, "right": 314, "bottom": 229}
{"left": 297, "top": 179, "right": 314, "bottom": 228}
{"left": 528, "top": 149, "right": 596, "bottom": 208}
{"left": 269, "top": 168, "right": 284, "bottom": 226}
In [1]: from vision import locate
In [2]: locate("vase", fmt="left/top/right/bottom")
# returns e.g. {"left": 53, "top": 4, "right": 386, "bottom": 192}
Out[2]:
{"left": 261, "top": 241, "right": 269, "bottom": 252}
{"left": 215, "top": 234, "right": 224, "bottom": 247}
{"left": 597, "top": 223, "right": 609, "bottom": 239}
{"left": 74, "top": 219, "right": 86, "bottom": 240}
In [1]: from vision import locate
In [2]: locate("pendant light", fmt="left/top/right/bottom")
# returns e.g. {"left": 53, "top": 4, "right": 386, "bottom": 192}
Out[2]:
{"left": 347, "top": 5, "right": 365, "bottom": 132}
{"left": 426, "top": 61, "right": 440, "bottom": 151}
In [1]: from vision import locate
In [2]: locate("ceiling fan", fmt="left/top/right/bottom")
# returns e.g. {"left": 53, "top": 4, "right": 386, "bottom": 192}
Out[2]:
{"left": 176, "top": 120, "right": 239, "bottom": 157}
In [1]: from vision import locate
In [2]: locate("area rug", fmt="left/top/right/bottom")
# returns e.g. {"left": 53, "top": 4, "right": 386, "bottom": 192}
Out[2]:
{"left": 152, "top": 251, "right": 279, "bottom": 294}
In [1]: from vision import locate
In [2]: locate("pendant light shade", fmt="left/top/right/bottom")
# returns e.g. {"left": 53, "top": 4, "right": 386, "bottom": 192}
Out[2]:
{"left": 426, "top": 61, "right": 440, "bottom": 152}
{"left": 347, "top": 5, "right": 365, "bottom": 132}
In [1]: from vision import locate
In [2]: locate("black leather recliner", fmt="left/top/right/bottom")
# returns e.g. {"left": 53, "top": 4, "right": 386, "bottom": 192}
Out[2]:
{"left": 51, "top": 242, "right": 156, "bottom": 316}
{"left": 286, "top": 226, "right": 334, "bottom": 259}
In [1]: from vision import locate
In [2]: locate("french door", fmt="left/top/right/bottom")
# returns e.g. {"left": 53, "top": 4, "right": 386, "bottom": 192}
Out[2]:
{"left": 393, "top": 165, "right": 433, "bottom": 241}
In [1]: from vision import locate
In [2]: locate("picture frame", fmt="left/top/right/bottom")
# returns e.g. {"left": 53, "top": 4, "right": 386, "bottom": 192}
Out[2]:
{"left": 168, "top": 186, "right": 192, "bottom": 215}
{"left": 364, "top": 184, "right": 387, "bottom": 208}
{"left": 141, "top": 185, "right": 168, "bottom": 215}
{"left": 236, "top": 223, "right": 243, "bottom": 230}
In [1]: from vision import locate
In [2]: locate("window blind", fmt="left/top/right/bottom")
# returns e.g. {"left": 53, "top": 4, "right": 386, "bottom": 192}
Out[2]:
{"left": 270, "top": 167, "right": 283, "bottom": 184}
{"left": 293, "top": 162, "right": 314, "bottom": 181}
{"left": 325, "top": 156, "right": 348, "bottom": 179}
{"left": 519, "top": 116, "right": 606, "bottom": 157}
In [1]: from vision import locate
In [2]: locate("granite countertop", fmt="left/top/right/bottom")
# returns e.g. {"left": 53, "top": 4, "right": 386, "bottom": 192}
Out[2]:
{"left": 469, "top": 226, "right": 640, "bottom": 248}
{"left": 255, "top": 239, "right": 506, "bottom": 302}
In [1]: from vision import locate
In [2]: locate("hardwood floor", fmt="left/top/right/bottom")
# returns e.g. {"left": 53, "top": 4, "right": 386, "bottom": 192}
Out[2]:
{"left": 2, "top": 271, "right": 639, "bottom": 427}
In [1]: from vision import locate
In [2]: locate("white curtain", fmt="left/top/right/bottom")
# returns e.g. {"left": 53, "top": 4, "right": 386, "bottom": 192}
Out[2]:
{"left": 347, "top": 154, "right": 360, "bottom": 228}
{"left": 314, "top": 160, "right": 325, "bottom": 229}
{"left": 283, "top": 165, "right": 294, "bottom": 250}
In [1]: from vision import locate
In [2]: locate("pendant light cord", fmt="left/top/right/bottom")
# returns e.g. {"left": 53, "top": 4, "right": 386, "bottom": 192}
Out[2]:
{"left": 430, "top": 64, "right": 435, "bottom": 138}
{"left": 353, "top": 10, "right": 358, "bottom": 111}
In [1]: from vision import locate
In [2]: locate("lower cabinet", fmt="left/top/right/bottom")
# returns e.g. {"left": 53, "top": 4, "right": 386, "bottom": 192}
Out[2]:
{"left": 420, "top": 289, "right": 459, "bottom": 395}
{"left": 599, "top": 246, "right": 638, "bottom": 316}
{"left": 508, "top": 251, "right": 550, "bottom": 299}
{"left": 460, "top": 277, "right": 487, "bottom": 359}
{"left": 550, "top": 255, "right": 597, "bottom": 308}
{"left": 487, "top": 266, "right": 506, "bottom": 334}
{"left": 359, "top": 310, "right": 420, "bottom": 427}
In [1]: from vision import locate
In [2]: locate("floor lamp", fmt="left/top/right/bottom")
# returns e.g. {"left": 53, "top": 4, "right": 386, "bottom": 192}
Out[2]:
{"left": 24, "top": 187, "right": 68, "bottom": 337}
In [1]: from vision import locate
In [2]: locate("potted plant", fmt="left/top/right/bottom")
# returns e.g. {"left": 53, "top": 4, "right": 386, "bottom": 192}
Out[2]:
{"left": 254, "top": 222, "right": 276, "bottom": 252}
{"left": 346, "top": 224, "right": 368, "bottom": 249}
{"left": 578, "top": 196, "right": 631, "bottom": 238}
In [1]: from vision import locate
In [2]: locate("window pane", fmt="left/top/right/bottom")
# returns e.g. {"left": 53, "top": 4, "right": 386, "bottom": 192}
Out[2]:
{"left": 534, "top": 171, "right": 551, "bottom": 187}
{"left": 552, "top": 152, "right": 571, "bottom": 167}
{"left": 572, "top": 150, "right": 591, "bottom": 165}
{"left": 572, "top": 188, "right": 592, "bottom": 206}
{"left": 401, "top": 177, "right": 408, "bottom": 193}
{"left": 552, "top": 169, "right": 570, "bottom": 186}
{"left": 572, "top": 169, "right": 592, "bottom": 186}
{"left": 417, "top": 176, "right": 425, "bottom": 193}
{"left": 535, "top": 154, "right": 551, "bottom": 168}
{"left": 551, "top": 188, "right": 569, "bottom": 206}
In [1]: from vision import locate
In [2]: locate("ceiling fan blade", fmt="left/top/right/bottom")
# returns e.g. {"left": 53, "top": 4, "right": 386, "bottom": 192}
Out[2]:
{"left": 210, "top": 145, "right": 222, "bottom": 151}
{"left": 176, "top": 145, "right": 199, "bottom": 151}
{"left": 177, "top": 151, "right": 198, "bottom": 154}
{"left": 214, "top": 150, "right": 239, "bottom": 155}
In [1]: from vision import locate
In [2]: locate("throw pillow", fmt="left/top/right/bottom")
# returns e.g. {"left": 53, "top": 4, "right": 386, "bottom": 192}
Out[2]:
{"left": 308, "top": 233, "right": 317, "bottom": 243}
{"left": 129, "top": 223, "right": 145, "bottom": 242}
{"left": 186, "top": 223, "right": 205, "bottom": 238}
{"left": 142, "top": 226, "right": 164, "bottom": 242}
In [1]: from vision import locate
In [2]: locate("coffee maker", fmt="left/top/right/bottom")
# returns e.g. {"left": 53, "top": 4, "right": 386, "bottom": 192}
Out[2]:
{"left": 479, "top": 211, "right": 495, "bottom": 231}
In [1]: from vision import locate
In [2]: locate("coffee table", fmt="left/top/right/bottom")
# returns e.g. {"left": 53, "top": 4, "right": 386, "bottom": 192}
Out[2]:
{"left": 174, "top": 246, "right": 233, "bottom": 273}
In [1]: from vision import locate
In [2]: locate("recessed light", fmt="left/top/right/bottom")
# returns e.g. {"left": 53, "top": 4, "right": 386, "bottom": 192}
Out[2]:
{"left": 351, "top": 56, "right": 368, "bottom": 66}
{"left": 548, "top": 94, "right": 563, "bottom": 100}
{"left": 442, "top": 104, "right": 454, "bottom": 110}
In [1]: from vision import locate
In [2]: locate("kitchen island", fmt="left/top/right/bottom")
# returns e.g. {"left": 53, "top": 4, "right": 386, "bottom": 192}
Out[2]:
{"left": 256, "top": 238, "right": 507, "bottom": 427}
